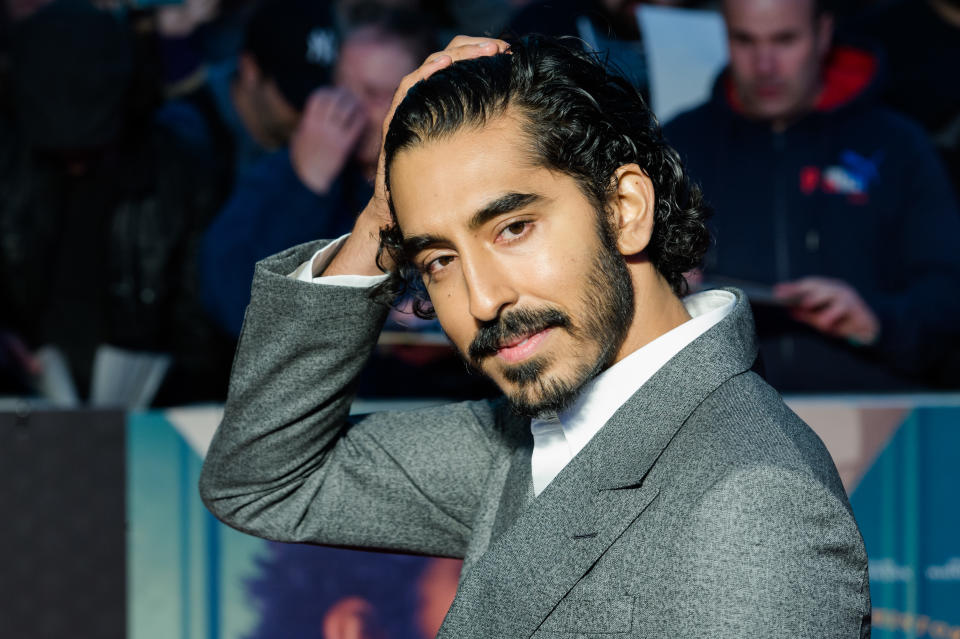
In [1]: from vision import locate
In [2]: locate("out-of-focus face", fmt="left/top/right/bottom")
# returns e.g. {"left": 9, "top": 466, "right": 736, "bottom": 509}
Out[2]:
{"left": 254, "top": 78, "right": 301, "bottom": 148}
{"left": 5, "top": 0, "right": 52, "bottom": 20}
{"left": 416, "top": 558, "right": 461, "bottom": 639}
{"left": 236, "top": 53, "right": 301, "bottom": 149}
{"left": 335, "top": 29, "right": 419, "bottom": 170}
{"left": 724, "top": 0, "right": 832, "bottom": 127}
{"left": 388, "top": 115, "right": 635, "bottom": 417}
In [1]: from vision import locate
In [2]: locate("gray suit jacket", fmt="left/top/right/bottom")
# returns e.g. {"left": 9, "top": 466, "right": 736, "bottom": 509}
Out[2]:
{"left": 200, "top": 240, "right": 871, "bottom": 638}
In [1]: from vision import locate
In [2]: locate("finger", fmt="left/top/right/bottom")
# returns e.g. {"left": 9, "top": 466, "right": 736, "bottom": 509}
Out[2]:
{"left": 333, "top": 87, "right": 361, "bottom": 112}
{"left": 304, "top": 88, "right": 337, "bottom": 118}
{"left": 816, "top": 301, "right": 850, "bottom": 332}
{"left": 342, "top": 105, "right": 367, "bottom": 139}
{"left": 334, "top": 91, "right": 362, "bottom": 124}
{"left": 790, "top": 307, "right": 834, "bottom": 334}
{"left": 445, "top": 35, "right": 509, "bottom": 54}
{"left": 443, "top": 41, "right": 508, "bottom": 67}
{"left": 794, "top": 284, "right": 841, "bottom": 311}
{"left": 775, "top": 276, "right": 832, "bottom": 295}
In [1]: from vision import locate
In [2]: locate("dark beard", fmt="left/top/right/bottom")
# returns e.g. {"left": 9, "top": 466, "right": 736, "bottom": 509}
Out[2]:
{"left": 465, "top": 215, "right": 635, "bottom": 417}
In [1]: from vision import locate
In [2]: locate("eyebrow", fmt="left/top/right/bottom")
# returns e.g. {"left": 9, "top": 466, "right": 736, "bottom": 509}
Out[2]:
{"left": 401, "top": 191, "right": 544, "bottom": 258}
{"left": 468, "top": 192, "right": 543, "bottom": 231}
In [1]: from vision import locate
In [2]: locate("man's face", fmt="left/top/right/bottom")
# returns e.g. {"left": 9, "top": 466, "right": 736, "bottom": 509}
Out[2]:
{"left": 336, "top": 30, "right": 419, "bottom": 169}
{"left": 253, "top": 78, "right": 301, "bottom": 148}
{"left": 237, "top": 53, "right": 301, "bottom": 149}
{"left": 5, "top": 0, "right": 51, "bottom": 21}
{"left": 389, "top": 115, "right": 635, "bottom": 416}
{"left": 724, "top": 0, "right": 832, "bottom": 125}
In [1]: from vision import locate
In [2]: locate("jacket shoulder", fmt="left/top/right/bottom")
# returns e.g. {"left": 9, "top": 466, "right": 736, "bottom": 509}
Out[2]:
{"left": 685, "top": 371, "right": 848, "bottom": 502}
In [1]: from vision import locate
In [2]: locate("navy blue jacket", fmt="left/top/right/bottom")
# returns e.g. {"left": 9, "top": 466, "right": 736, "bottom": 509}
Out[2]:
{"left": 199, "top": 151, "right": 366, "bottom": 337}
{"left": 665, "top": 47, "right": 960, "bottom": 391}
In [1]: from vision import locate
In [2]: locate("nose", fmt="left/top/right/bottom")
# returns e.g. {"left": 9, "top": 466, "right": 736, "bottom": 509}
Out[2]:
{"left": 753, "top": 44, "right": 777, "bottom": 76}
{"left": 461, "top": 251, "right": 518, "bottom": 323}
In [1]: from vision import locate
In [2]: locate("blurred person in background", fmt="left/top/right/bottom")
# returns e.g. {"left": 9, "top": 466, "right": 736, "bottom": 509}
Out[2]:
{"left": 507, "top": 0, "right": 712, "bottom": 99}
{"left": 665, "top": 0, "right": 960, "bottom": 391}
{"left": 850, "top": 0, "right": 960, "bottom": 200}
{"left": 165, "top": 0, "right": 339, "bottom": 190}
{"left": 0, "top": 0, "right": 230, "bottom": 403}
{"left": 3, "top": 0, "right": 52, "bottom": 20}
{"left": 245, "top": 544, "right": 460, "bottom": 639}
{"left": 199, "top": 3, "right": 433, "bottom": 338}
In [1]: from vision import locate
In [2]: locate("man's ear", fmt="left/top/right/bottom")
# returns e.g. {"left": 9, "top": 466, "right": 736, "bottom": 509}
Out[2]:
{"left": 611, "top": 163, "right": 655, "bottom": 256}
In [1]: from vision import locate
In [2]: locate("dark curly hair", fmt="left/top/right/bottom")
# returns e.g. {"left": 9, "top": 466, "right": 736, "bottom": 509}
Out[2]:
{"left": 373, "top": 35, "right": 710, "bottom": 317}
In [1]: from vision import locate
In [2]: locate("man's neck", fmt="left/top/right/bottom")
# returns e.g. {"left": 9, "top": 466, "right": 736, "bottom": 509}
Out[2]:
{"left": 613, "top": 274, "right": 691, "bottom": 365}
{"left": 769, "top": 88, "right": 821, "bottom": 133}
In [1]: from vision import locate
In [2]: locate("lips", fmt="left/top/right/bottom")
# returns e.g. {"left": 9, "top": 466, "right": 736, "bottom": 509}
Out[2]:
{"left": 754, "top": 84, "right": 784, "bottom": 99}
{"left": 467, "top": 307, "right": 571, "bottom": 363}
{"left": 496, "top": 328, "right": 552, "bottom": 364}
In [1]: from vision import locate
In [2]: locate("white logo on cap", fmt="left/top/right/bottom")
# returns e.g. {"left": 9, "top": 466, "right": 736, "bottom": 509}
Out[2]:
{"left": 307, "top": 28, "right": 337, "bottom": 66}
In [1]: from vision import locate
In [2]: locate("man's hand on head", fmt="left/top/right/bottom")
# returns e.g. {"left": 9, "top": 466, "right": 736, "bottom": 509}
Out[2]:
{"left": 368, "top": 36, "right": 511, "bottom": 223}
{"left": 774, "top": 277, "right": 881, "bottom": 345}
{"left": 323, "top": 36, "right": 509, "bottom": 278}
{"left": 291, "top": 88, "right": 366, "bottom": 195}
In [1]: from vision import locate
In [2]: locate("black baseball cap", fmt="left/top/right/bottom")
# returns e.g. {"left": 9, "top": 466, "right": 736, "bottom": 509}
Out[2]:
{"left": 11, "top": 0, "right": 134, "bottom": 150}
{"left": 244, "top": 0, "right": 339, "bottom": 111}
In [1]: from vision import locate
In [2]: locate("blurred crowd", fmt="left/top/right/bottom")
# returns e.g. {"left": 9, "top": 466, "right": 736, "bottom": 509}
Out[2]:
{"left": 0, "top": 0, "right": 957, "bottom": 406}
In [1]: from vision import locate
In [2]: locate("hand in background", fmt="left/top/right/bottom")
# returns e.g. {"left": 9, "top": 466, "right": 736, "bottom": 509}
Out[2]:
{"left": 156, "top": 0, "right": 220, "bottom": 38}
{"left": 774, "top": 277, "right": 881, "bottom": 345}
{"left": 291, "top": 88, "right": 366, "bottom": 195}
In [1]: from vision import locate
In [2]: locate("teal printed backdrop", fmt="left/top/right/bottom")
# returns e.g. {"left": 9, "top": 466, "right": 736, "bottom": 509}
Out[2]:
{"left": 851, "top": 407, "right": 960, "bottom": 638}
{"left": 127, "top": 397, "right": 960, "bottom": 639}
{"left": 127, "top": 411, "right": 263, "bottom": 639}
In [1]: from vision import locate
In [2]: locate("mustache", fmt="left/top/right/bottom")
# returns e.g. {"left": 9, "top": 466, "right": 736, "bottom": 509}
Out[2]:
{"left": 468, "top": 306, "right": 571, "bottom": 362}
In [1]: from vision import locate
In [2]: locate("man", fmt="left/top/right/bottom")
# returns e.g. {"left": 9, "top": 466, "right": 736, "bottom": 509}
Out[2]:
{"left": 190, "top": 0, "right": 338, "bottom": 178}
{"left": 244, "top": 543, "right": 454, "bottom": 639}
{"left": 665, "top": 0, "right": 960, "bottom": 391}
{"left": 198, "top": 6, "right": 432, "bottom": 336}
{"left": 201, "top": 36, "right": 871, "bottom": 636}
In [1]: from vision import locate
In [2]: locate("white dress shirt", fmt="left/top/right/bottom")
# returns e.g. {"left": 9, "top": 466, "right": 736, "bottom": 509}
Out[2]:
{"left": 529, "top": 289, "right": 736, "bottom": 494}
{"left": 290, "top": 236, "right": 737, "bottom": 496}
{"left": 289, "top": 234, "right": 388, "bottom": 287}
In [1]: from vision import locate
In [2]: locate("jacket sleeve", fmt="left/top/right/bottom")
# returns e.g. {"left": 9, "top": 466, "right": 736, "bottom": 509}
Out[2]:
{"left": 198, "top": 241, "right": 503, "bottom": 558}
{"left": 865, "top": 124, "right": 960, "bottom": 380}
{"left": 669, "top": 465, "right": 870, "bottom": 638}
{"left": 197, "top": 151, "right": 355, "bottom": 337}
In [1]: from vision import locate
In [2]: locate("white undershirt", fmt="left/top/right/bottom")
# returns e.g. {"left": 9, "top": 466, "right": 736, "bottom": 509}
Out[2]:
{"left": 529, "top": 289, "right": 736, "bottom": 495}
{"left": 290, "top": 234, "right": 388, "bottom": 286}
{"left": 290, "top": 236, "right": 737, "bottom": 496}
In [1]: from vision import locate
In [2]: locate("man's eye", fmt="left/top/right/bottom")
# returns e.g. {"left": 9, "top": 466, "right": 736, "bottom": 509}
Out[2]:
{"left": 425, "top": 255, "right": 455, "bottom": 275}
{"left": 499, "top": 221, "right": 530, "bottom": 241}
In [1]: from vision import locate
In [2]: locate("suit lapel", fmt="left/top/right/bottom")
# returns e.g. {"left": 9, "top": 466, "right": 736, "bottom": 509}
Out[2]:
{"left": 439, "top": 289, "right": 758, "bottom": 639}
{"left": 489, "top": 442, "right": 534, "bottom": 541}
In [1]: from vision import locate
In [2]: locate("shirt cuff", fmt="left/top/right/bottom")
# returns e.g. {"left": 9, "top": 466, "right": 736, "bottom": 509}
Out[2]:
{"left": 288, "top": 234, "right": 389, "bottom": 288}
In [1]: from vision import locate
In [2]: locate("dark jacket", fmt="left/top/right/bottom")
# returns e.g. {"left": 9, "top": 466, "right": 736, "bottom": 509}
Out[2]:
{"left": 665, "top": 46, "right": 960, "bottom": 391}
{"left": 198, "top": 151, "right": 366, "bottom": 337}
{"left": 0, "top": 116, "right": 232, "bottom": 403}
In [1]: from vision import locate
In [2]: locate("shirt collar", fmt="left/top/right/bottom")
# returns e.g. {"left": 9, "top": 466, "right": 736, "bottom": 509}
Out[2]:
{"left": 538, "top": 289, "right": 737, "bottom": 459}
